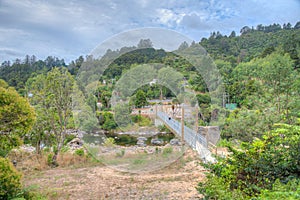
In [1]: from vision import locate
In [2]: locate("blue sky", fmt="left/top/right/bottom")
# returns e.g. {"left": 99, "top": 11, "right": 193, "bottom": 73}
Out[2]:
{"left": 0, "top": 0, "right": 299, "bottom": 63}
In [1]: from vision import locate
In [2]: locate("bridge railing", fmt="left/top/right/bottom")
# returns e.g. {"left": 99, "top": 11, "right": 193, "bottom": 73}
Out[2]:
{"left": 157, "top": 111, "right": 207, "bottom": 149}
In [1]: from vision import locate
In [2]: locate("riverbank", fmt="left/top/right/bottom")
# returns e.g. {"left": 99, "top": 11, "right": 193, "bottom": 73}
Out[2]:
{"left": 23, "top": 148, "right": 205, "bottom": 199}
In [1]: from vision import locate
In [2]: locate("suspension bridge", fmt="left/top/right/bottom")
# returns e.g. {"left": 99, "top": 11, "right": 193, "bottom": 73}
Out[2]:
{"left": 156, "top": 110, "right": 216, "bottom": 163}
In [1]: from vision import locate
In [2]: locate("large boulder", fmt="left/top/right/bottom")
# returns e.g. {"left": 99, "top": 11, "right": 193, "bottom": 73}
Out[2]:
{"left": 68, "top": 138, "right": 84, "bottom": 150}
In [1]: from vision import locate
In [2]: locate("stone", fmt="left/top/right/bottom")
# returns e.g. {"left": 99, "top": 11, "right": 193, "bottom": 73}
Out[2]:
{"left": 68, "top": 138, "right": 84, "bottom": 150}
{"left": 19, "top": 144, "right": 35, "bottom": 153}
{"left": 136, "top": 140, "right": 146, "bottom": 147}
{"left": 65, "top": 129, "right": 87, "bottom": 138}
{"left": 170, "top": 138, "right": 181, "bottom": 146}
{"left": 137, "top": 137, "right": 147, "bottom": 141}
{"left": 151, "top": 138, "right": 164, "bottom": 146}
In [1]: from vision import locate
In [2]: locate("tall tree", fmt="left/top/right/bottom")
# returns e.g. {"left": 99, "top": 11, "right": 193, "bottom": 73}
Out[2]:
{"left": 28, "top": 68, "right": 74, "bottom": 165}
{"left": 137, "top": 39, "right": 153, "bottom": 48}
{"left": 134, "top": 89, "right": 148, "bottom": 108}
{"left": 0, "top": 79, "right": 36, "bottom": 156}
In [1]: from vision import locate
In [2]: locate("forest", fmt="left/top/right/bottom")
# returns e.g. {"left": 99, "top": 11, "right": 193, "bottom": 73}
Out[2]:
{"left": 0, "top": 22, "right": 300, "bottom": 199}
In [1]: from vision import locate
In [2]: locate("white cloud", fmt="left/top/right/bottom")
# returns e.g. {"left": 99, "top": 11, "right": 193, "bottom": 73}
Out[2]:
{"left": 156, "top": 8, "right": 183, "bottom": 27}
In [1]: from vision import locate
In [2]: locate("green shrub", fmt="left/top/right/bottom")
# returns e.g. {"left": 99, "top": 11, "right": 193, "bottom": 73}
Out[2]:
{"left": 158, "top": 125, "right": 171, "bottom": 132}
{"left": 74, "top": 148, "right": 84, "bottom": 157}
{"left": 162, "top": 147, "right": 173, "bottom": 156}
{"left": 98, "top": 111, "right": 117, "bottom": 130}
{"left": 47, "top": 153, "right": 54, "bottom": 166}
{"left": 60, "top": 146, "right": 70, "bottom": 153}
{"left": 198, "top": 124, "right": 300, "bottom": 199}
{"left": 197, "top": 175, "right": 246, "bottom": 200}
{"left": 0, "top": 157, "right": 22, "bottom": 199}
{"left": 12, "top": 184, "right": 48, "bottom": 200}
{"left": 103, "top": 137, "right": 116, "bottom": 147}
{"left": 216, "top": 139, "right": 232, "bottom": 147}
{"left": 139, "top": 116, "right": 152, "bottom": 126}
{"left": 257, "top": 179, "right": 300, "bottom": 200}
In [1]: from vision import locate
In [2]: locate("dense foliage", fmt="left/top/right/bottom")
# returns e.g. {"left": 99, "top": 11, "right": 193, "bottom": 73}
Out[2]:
{"left": 0, "top": 157, "right": 22, "bottom": 199}
{"left": 27, "top": 68, "right": 78, "bottom": 164}
{"left": 0, "top": 56, "right": 65, "bottom": 95}
{"left": 198, "top": 124, "right": 300, "bottom": 199}
{"left": 0, "top": 80, "right": 36, "bottom": 156}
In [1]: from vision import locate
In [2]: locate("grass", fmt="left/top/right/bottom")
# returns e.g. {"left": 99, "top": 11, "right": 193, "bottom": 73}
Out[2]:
{"left": 7, "top": 149, "right": 98, "bottom": 175}
{"left": 19, "top": 146, "right": 201, "bottom": 200}
{"left": 95, "top": 146, "right": 184, "bottom": 172}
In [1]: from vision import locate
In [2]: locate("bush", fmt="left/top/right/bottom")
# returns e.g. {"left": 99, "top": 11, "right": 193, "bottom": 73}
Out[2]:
{"left": 74, "top": 148, "right": 84, "bottom": 157}
{"left": 47, "top": 153, "right": 57, "bottom": 167}
{"left": 197, "top": 175, "right": 246, "bottom": 200}
{"left": 103, "top": 137, "right": 116, "bottom": 147}
{"left": 257, "top": 179, "right": 300, "bottom": 200}
{"left": 198, "top": 124, "right": 300, "bottom": 199}
{"left": 0, "top": 157, "right": 22, "bottom": 199}
{"left": 98, "top": 111, "right": 117, "bottom": 130}
{"left": 158, "top": 125, "right": 171, "bottom": 132}
{"left": 60, "top": 146, "right": 70, "bottom": 153}
{"left": 138, "top": 116, "right": 152, "bottom": 126}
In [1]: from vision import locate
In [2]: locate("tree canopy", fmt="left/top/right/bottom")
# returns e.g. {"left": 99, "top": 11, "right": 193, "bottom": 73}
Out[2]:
{"left": 0, "top": 79, "right": 36, "bottom": 156}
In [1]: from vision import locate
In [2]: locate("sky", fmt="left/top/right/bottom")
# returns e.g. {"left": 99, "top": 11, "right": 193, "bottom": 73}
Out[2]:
{"left": 0, "top": 0, "right": 299, "bottom": 64}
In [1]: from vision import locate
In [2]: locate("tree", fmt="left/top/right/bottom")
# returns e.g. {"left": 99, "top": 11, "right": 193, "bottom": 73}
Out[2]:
{"left": 134, "top": 89, "right": 148, "bottom": 108}
{"left": 28, "top": 68, "right": 74, "bottom": 165}
{"left": 137, "top": 39, "right": 153, "bottom": 48}
{"left": 294, "top": 21, "right": 300, "bottom": 29}
{"left": 178, "top": 41, "right": 189, "bottom": 51}
{"left": 240, "top": 26, "right": 251, "bottom": 34}
{"left": 259, "top": 53, "right": 295, "bottom": 115}
{"left": 157, "top": 67, "right": 183, "bottom": 99}
{"left": 229, "top": 31, "right": 236, "bottom": 38}
{"left": 0, "top": 79, "right": 36, "bottom": 156}
{"left": 97, "top": 111, "right": 117, "bottom": 130}
{"left": 114, "top": 103, "right": 132, "bottom": 128}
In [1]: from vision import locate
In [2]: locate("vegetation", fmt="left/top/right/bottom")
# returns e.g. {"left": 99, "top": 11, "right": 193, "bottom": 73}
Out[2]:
{"left": 27, "top": 68, "right": 75, "bottom": 165}
{"left": 0, "top": 21, "right": 299, "bottom": 199}
{"left": 0, "top": 157, "right": 22, "bottom": 199}
{"left": 103, "top": 137, "right": 116, "bottom": 147}
{"left": 198, "top": 124, "right": 300, "bottom": 199}
{"left": 0, "top": 80, "right": 36, "bottom": 157}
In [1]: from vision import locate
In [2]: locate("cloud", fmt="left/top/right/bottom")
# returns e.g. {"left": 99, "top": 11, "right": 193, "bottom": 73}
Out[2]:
{"left": 181, "top": 13, "right": 211, "bottom": 30}
{"left": 0, "top": 0, "right": 299, "bottom": 63}
{"left": 0, "top": 48, "right": 23, "bottom": 57}
{"left": 155, "top": 8, "right": 183, "bottom": 28}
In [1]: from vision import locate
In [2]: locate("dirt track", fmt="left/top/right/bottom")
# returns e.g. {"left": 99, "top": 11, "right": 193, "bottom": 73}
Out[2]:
{"left": 24, "top": 149, "right": 206, "bottom": 199}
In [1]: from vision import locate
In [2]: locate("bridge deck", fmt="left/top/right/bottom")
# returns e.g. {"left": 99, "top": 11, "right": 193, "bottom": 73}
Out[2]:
{"left": 157, "top": 111, "right": 215, "bottom": 163}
